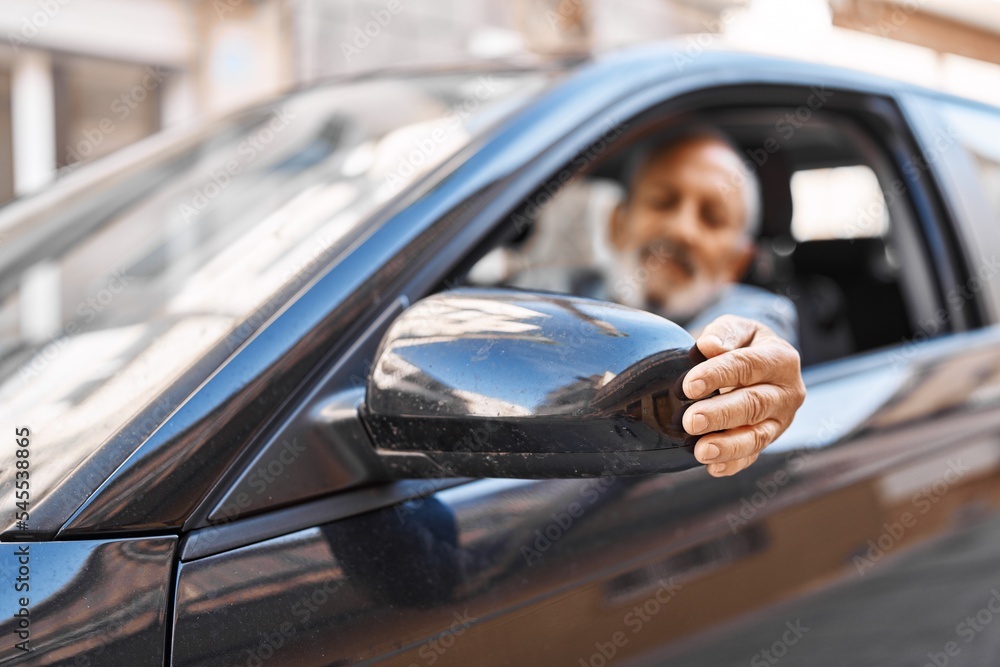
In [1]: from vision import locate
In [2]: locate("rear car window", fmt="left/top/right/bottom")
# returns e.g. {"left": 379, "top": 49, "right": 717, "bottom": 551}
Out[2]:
{"left": 790, "top": 165, "right": 889, "bottom": 241}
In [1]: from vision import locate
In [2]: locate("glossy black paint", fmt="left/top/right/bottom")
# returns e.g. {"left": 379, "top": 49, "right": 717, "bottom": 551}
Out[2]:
{"left": 183, "top": 479, "right": 469, "bottom": 562}
{"left": 365, "top": 289, "right": 703, "bottom": 477}
{"left": 0, "top": 537, "right": 176, "bottom": 665}
{"left": 171, "top": 327, "right": 1000, "bottom": 666}
{"left": 203, "top": 299, "right": 407, "bottom": 527}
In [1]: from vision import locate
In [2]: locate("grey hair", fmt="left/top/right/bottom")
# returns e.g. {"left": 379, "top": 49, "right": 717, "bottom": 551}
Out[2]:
{"left": 621, "top": 125, "right": 762, "bottom": 238}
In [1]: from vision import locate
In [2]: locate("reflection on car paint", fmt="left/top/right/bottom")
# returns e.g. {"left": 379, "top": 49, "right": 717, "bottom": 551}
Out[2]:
{"left": 0, "top": 538, "right": 175, "bottom": 665}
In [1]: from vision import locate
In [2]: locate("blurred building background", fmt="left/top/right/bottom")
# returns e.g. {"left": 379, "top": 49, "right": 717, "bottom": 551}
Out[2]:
{"left": 0, "top": 0, "right": 997, "bottom": 205}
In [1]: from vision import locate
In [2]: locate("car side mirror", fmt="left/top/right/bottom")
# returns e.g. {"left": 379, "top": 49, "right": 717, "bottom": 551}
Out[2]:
{"left": 361, "top": 289, "right": 705, "bottom": 478}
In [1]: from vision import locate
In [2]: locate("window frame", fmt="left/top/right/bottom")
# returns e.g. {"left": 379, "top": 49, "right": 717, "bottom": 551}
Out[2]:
{"left": 899, "top": 91, "right": 1000, "bottom": 328}
{"left": 450, "top": 85, "right": 974, "bottom": 357}
{"left": 181, "top": 77, "right": 979, "bottom": 541}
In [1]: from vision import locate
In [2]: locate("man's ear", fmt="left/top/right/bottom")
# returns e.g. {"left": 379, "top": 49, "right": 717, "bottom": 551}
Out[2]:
{"left": 609, "top": 203, "right": 628, "bottom": 251}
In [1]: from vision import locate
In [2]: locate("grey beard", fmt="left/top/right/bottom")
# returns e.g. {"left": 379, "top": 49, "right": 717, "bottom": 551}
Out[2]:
{"left": 607, "top": 248, "right": 726, "bottom": 323}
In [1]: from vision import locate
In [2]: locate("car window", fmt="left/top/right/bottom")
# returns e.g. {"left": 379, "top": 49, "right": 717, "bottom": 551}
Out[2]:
{"left": 789, "top": 165, "right": 889, "bottom": 241}
{"left": 0, "top": 70, "right": 551, "bottom": 469}
{"left": 466, "top": 178, "right": 623, "bottom": 297}
{"left": 464, "top": 106, "right": 938, "bottom": 368}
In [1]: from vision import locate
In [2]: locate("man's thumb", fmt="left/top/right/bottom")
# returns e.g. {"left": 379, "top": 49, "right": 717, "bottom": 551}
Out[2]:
{"left": 698, "top": 315, "right": 758, "bottom": 355}
{"left": 696, "top": 333, "right": 730, "bottom": 358}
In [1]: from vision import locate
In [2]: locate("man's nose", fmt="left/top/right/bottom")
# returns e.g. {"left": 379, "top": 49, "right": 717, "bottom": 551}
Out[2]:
{"left": 662, "top": 201, "right": 699, "bottom": 245}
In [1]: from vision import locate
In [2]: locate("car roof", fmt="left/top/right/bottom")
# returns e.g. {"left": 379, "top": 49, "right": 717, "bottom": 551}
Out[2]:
{"left": 349, "top": 41, "right": 998, "bottom": 114}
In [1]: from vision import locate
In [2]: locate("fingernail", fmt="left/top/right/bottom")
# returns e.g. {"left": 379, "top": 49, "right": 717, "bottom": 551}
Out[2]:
{"left": 690, "top": 412, "right": 708, "bottom": 434}
{"left": 708, "top": 463, "right": 725, "bottom": 475}
{"left": 704, "top": 334, "right": 724, "bottom": 349}
{"left": 687, "top": 379, "right": 707, "bottom": 398}
{"left": 698, "top": 442, "right": 720, "bottom": 461}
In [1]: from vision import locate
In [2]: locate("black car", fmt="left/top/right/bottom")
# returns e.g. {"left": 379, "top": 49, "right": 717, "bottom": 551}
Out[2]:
{"left": 3, "top": 44, "right": 1000, "bottom": 666}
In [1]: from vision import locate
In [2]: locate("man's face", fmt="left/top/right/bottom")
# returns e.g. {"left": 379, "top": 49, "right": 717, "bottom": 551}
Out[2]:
{"left": 610, "top": 135, "right": 753, "bottom": 320}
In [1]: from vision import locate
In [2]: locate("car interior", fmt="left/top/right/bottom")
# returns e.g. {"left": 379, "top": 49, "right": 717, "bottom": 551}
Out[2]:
{"left": 463, "top": 104, "right": 944, "bottom": 368}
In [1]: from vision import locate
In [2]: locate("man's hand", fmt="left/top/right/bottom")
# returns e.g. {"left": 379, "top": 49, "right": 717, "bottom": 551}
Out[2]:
{"left": 681, "top": 315, "right": 806, "bottom": 477}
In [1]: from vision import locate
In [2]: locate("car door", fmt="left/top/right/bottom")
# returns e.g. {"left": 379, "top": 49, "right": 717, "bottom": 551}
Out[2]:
{"left": 169, "top": 55, "right": 1000, "bottom": 666}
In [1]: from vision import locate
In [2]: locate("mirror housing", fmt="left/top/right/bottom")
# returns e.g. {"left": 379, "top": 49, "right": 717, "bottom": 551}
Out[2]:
{"left": 361, "top": 289, "right": 706, "bottom": 478}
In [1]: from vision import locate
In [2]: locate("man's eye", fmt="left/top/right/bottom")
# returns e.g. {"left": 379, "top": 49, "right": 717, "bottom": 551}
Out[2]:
{"left": 701, "top": 205, "right": 726, "bottom": 228}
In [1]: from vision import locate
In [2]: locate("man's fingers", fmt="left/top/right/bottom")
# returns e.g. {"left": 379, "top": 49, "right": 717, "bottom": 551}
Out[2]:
{"left": 685, "top": 315, "right": 805, "bottom": 478}
{"left": 706, "top": 453, "right": 759, "bottom": 477}
{"left": 683, "top": 339, "right": 799, "bottom": 399}
{"left": 683, "top": 384, "right": 786, "bottom": 435}
{"left": 695, "top": 315, "right": 761, "bottom": 358}
{"left": 693, "top": 419, "right": 782, "bottom": 465}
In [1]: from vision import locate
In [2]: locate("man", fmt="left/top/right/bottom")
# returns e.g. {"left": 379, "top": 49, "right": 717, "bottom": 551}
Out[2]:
{"left": 608, "top": 128, "right": 805, "bottom": 478}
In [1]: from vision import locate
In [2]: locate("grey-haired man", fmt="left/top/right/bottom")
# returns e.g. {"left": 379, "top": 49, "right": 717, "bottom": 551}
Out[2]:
{"left": 609, "top": 130, "right": 805, "bottom": 477}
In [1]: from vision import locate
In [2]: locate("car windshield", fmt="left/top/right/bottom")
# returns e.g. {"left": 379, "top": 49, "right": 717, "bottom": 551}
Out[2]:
{"left": 0, "top": 69, "right": 551, "bottom": 475}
